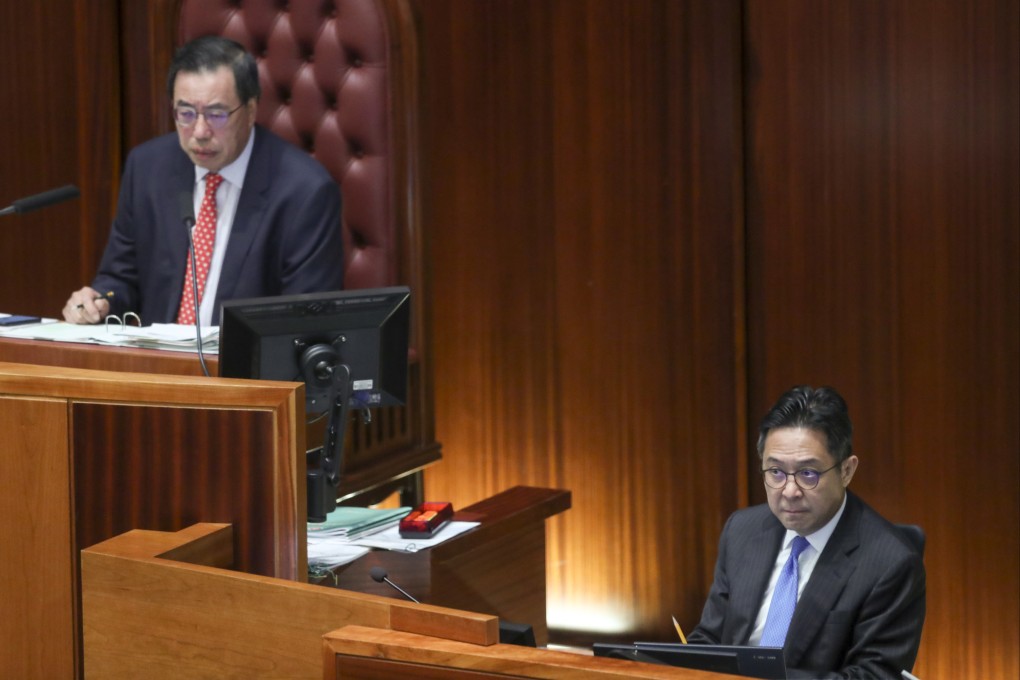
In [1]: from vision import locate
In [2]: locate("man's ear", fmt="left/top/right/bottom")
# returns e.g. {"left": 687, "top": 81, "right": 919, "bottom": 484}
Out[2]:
{"left": 841, "top": 455, "right": 859, "bottom": 487}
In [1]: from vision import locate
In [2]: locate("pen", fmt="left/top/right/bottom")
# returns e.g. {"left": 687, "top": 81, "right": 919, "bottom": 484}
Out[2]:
{"left": 75, "top": 291, "right": 114, "bottom": 310}
{"left": 900, "top": 671, "right": 921, "bottom": 680}
{"left": 671, "top": 615, "right": 688, "bottom": 644}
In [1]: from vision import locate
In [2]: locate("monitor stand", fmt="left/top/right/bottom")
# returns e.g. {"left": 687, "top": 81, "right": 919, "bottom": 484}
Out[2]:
{"left": 299, "top": 342, "right": 351, "bottom": 522}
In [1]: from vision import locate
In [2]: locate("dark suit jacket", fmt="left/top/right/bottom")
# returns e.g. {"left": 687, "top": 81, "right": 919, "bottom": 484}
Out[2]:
{"left": 688, "top": 492, "right": 925, "bottom": 679}
{"left": 92, "top": 125, "right": 344, "bottom": 324}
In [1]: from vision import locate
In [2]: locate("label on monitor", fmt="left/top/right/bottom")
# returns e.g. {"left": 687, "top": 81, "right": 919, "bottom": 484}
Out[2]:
{"left": 353, "top": 379, "right": 374, "bottom": 391}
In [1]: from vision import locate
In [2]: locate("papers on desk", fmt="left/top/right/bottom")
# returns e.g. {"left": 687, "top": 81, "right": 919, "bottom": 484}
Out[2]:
{"left": 307, "top": 506, "right": 410, "bottom": 569}
{"left": 351, "top": 522, "right": 480, "bottom": 552}
{"left": 308, "top": 506, "right": 411, "bottom": 539}
{"left": 306, "top": 505, "right": 480, "bottom": 569}
{"left": 0, "top": 319, "right": 219, "bottom": 354}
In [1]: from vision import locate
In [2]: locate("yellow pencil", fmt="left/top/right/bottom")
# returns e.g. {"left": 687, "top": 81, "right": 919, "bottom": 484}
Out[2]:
{"left": 671, "top": 615, "right": 688, "bottom": 644}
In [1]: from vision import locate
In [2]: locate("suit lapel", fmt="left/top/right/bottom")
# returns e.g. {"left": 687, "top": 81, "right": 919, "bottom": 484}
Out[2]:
{"left": 730, "top": 513, "right": 785, "bottom": 644}
{"left": 161, "top": 153, "right": 197, "bottom": 323}
{"left": 784, "top": 493, "right": 862, "bottom": 666}
{"left": 216, "top": 127, "right": 270, "bottom": 310}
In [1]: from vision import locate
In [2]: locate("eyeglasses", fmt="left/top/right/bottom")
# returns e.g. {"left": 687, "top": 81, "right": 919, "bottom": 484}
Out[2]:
{"left": 173, "top": 103, "right": 243, "bottom": 130}
{"left": 761, "top": 463, "right": 840, "bottom": 490}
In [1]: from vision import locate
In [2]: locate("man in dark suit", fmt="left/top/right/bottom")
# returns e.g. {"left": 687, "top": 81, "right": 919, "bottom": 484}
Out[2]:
{"left": 63, "top": 36, "right": 343, "bottom": 326}
{"left": 688, "top": 386, "right": 925, "bottom": 679}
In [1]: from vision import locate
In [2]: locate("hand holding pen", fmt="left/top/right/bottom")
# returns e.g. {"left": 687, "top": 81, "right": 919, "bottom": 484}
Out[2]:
{"left": 63, "top": 287, "right": 114, "bottom": 324}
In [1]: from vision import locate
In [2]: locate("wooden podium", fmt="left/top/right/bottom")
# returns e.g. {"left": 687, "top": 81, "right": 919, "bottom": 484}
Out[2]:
{"left": 83, "top": 523, "right": 736, "bottom": 679}
{"left": 326, "top": 486, "right": 571, "bottom": 646}
{"left": 0, "top": 359, "right": 305, "bottom": 678}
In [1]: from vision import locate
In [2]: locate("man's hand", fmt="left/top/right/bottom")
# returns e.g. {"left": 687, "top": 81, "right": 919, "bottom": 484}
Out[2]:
{"left": 63, "top": 286, "right": 111, "bottom": 324}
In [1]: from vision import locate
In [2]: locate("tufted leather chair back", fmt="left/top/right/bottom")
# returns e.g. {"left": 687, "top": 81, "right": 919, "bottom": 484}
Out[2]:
{"left": 177, "top": 0, "right": 418, "bottom": 293}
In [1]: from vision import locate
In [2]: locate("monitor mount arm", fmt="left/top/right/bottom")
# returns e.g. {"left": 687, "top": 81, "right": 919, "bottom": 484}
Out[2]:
{"left": 299, "top": 341, "right": 351, "bottom": 522}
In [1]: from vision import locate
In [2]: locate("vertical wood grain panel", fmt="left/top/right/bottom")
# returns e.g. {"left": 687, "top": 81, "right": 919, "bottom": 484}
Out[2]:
{"left": 0, "top": 397, "right": 75, "bottom": 678}
{"left": 72, "top": 402, "right": 283, "bottom": 576}
{"left": 419, "top": 0, "right": 744, "bottom": 640}
{"left": 745, "top": 1, "right": 1018, "bottom": 677}
{"left": 0, "top": 0, "right": 120, "bottom": 317}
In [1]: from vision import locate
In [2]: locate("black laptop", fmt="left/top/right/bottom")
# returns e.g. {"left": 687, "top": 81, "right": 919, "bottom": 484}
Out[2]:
{"left": 593, "top": 641, "right": 787, "bottom": 679}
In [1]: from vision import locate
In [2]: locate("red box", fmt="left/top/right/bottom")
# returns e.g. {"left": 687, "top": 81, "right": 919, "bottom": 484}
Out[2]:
{"left": 399, "top": 501, "right": 454, "bottom": 538}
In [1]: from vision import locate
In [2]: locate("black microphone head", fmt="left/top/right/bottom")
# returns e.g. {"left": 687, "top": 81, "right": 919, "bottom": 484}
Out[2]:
{"left": 178, "top": 191, "right": 195, "bottom": 228}
{"left": 11, "top": 184, "right": 80, "bottom": 214}
{"left": 369, "top": 566, "right": 388, "bottom": 583}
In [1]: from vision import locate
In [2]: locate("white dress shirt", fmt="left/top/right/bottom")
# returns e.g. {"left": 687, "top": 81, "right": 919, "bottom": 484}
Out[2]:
{"left": 191, "top": 128, "right": 255, "bottom": 327}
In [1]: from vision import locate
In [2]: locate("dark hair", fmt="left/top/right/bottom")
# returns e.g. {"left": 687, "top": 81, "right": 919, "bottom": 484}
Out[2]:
{"left": 166, "top": 36, "right": 260, "bottom": 105}
{"left": 756, "top": 386, "right": 854, "bottom": 463}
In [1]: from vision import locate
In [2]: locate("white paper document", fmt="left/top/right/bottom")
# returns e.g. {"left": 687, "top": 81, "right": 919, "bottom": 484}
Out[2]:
{"left": 347, "top": 521, "right": 481, "bottom": 552}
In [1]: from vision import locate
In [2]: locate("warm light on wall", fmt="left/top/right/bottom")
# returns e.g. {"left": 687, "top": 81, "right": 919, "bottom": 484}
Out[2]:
{"left": 547, "top": 600, "right": 635, "bottom": 635}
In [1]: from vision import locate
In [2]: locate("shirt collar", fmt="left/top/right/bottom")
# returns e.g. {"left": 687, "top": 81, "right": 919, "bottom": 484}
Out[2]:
{"left": 781, "top": 492, "right": 848, "bottom": 554}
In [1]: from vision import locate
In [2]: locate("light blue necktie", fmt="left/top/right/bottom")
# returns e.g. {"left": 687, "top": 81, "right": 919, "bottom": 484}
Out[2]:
{"left": 760, "top": 535, "right": 810, "bottom": 647}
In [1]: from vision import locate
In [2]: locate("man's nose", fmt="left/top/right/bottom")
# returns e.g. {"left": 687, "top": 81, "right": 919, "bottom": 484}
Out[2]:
{"left": 782, "top": 478, "right": 804, "bottom": 498}
{"left": 192, "top": 115, "right": 213, "bottom": 138}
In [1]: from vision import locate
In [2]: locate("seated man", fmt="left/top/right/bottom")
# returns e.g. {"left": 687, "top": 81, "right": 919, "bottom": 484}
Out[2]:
{"left": 63, "top": 35, "right": 343, "bottom": 326}
{"left": 687, "top": 386, "right": 925, "bottom": 679}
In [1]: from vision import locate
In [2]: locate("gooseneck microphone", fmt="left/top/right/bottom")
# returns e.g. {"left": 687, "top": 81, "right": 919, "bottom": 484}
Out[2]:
{"left": 180, "top": 192, "right": 210, "bottom": 378}
{"left": 0, "top": 184, "right": 80, "bottom": 216}
{"left": 369, "top": 566, "right": 420, "bottom": 603}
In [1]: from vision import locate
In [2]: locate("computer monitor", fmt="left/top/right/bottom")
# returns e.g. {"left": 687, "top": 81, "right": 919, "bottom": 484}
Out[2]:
{"left": 219, "top": 286, "right": 411, "bottom": 522}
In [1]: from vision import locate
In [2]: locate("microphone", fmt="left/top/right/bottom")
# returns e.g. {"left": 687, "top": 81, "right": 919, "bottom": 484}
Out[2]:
{"left": 180, "top": 192, "right": 210, "bottom": 378}
{"left": 178, "top": 191, "right": 195, "bottom": 229}
{"left": 0, "top": 184, "right": 80, "bottom": 216}
{"left": 368, "top": 565, "right": 536, "bottom": 646}
{"left": 369, "top": 566, "right": 420, "bottom": 603}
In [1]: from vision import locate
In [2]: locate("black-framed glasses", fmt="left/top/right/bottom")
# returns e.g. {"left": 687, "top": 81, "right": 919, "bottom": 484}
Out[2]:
{"left": 173, "top": 103, "right": 243, "bottom": 130}
{"left": 761, "top": 463, "right": 840, "bottom": 490}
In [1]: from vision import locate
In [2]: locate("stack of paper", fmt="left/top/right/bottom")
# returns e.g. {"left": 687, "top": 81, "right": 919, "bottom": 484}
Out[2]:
{"left": 307, "top": 506, "right": 410, "bottom": 569}
{"left": 308, "top": 506, "right": 411, "bottom": 539}
{"left": 89, "top": 323, "right": 219, "bottom": 352}
{"left": 0, "top": 319, "right": 219, "bottom": 354}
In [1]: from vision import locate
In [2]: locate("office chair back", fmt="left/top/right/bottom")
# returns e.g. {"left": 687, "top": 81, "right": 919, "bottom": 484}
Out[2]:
{"left": 896, "top": 523, "right": 926, "bottom": 556}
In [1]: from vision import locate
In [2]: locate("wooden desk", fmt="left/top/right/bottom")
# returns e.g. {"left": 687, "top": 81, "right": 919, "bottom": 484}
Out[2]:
{"left": 83, "top": 524, "right": 501, "bottom": 679}
{"left": 324, "top": 625, "right": 740, "bottom": 679}
{"left": 324, "top": 486, "right": 571, "bottom": 646}
{"left": 0, "top": 334, "right": 441, "bottom": 500}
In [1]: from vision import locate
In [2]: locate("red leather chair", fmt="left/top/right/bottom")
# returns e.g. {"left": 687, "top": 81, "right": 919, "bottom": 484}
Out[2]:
{"left": 177, "top": 0, "right": 437, "bottom": 504}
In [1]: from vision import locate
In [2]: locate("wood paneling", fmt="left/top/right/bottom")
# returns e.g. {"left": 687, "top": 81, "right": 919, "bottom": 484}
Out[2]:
{"left": 73, "top": 403, "right": 281, "bottom": 574}
{"left": 83, "top": 524, "right": 501, "bottom": 678}
{"left": 330, "top": 487, "right": 570, "bottom": 646}
{"left": 0, "top": 360, "right": 306, "bottom": 677}
{"left": 0, "top": 1, "right": 1015, "bottom": 678}
{"left": 0, "top": 0, "right": 120, "bottom": 318}
{"left": 416, "top": 0, "right": 1017, "bottom": 677}
{"left": 0, "top": 397, "right": 75, "bottom": 679}
{"left": 417, "top": 0, "right": 744, "bottom": 641}
{"left": 744, "top": 2, "right": 1018, "bottom": 678}
{"left": 325, "top": 625, "right": 744, "bottom": 679}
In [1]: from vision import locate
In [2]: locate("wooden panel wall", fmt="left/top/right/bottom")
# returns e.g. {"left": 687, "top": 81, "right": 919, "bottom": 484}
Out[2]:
{"left": 0, "top": 0, "right": 120, "bottom": 318}
{"left": 743, "top": 2, "right": 1019, "bottom": 678}
{"left": 416, "top": 0, "right": 744, "bottom": 640}
{"left": 415, "top": 0, "right": 1018, "bottom": 678}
